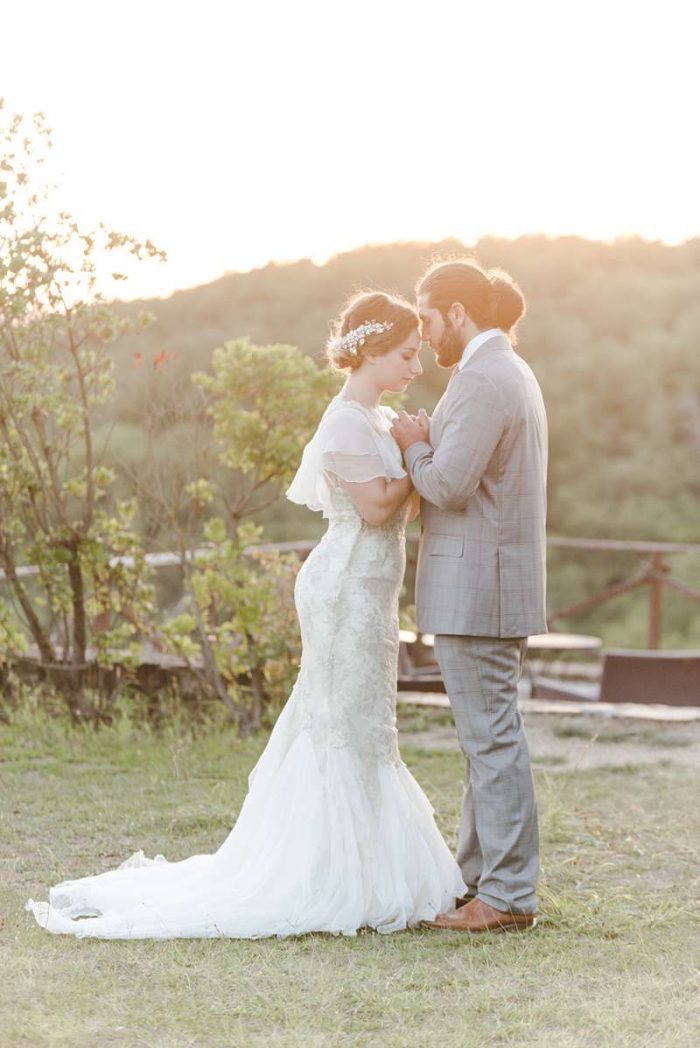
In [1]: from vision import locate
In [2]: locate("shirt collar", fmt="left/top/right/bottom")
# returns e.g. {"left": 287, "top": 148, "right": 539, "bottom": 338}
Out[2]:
{"left": 456, "top": 328, "right": 505, "bottom": 371}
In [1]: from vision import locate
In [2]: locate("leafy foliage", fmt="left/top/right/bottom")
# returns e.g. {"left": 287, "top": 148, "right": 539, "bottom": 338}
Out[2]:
{"left": 162, "top": 520, "right": 302, "bottom": 733}
{"left": 193, "top": 337, "right": 340, "bottom": 518}
{"left": 0, "top": 104, "right": 162, "bottom": 718}
{"left": 154, "top": 340, "right": 338, "bottom": 731}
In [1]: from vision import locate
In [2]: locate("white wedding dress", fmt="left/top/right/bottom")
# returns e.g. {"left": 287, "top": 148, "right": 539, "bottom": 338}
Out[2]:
{"left": 26, "top": 394, "right": 466, "bottom": 939}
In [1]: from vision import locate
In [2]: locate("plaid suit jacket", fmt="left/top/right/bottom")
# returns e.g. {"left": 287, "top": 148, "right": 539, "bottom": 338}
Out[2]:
{"left": 405, "top": 334, "right": 548, "bottom": 638}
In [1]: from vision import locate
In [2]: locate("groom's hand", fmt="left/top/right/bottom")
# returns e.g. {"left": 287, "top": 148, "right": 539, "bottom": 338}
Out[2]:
{"left": 390, "top": 410, "right": 429, "bottom": 453}
{"left": 410, "top": 408, "right": 430, "bottom": 443}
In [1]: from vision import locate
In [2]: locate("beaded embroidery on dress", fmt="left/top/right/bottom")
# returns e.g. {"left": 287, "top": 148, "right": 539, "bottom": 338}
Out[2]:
{"left": 25, "top": 394, "right": 466, "bottom": 939}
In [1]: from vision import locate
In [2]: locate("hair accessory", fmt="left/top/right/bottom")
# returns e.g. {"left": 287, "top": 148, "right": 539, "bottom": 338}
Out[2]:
{"left": 329, "top": 319, "right": 394, "bottom": 358}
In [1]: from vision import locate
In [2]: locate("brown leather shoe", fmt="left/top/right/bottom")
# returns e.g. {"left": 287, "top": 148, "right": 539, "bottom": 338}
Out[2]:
{"left": 454, "top": 892, "right": 477, "bottom": 909}
{"left": 424, "top": 897, "right": 537, "bottom": 933}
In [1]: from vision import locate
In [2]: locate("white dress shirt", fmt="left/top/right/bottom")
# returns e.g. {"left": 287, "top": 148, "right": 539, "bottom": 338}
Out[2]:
{"left": 456, "top": 328, "right": 505, "bottom": 372}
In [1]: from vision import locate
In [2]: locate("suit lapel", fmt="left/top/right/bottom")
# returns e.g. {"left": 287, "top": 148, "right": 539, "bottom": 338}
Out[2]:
{"left": 429, "top": 375, "right": 455, "bottom": 438}
{"left": 429, "top": 335, "right": 512, "bottom": 442}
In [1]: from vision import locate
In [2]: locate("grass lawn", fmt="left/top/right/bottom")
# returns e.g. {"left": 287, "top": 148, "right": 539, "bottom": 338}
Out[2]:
{"left": 1, "top": 707, "right": 698, "bottom": 1047}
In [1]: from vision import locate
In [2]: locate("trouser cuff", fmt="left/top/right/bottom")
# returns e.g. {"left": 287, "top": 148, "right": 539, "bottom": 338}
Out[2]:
{"left": 476, "top": 891, "right": 537, "bottom": 915}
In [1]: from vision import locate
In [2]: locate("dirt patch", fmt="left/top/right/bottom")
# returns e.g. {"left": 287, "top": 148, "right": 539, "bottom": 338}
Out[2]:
{"left": 398, "top": 707, "right": 700, "bottom": 772}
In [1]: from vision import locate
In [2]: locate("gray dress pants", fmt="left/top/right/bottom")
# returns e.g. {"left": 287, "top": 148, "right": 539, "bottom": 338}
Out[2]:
{"left": 433, "top": 634, "right": 539, "bottom": 914}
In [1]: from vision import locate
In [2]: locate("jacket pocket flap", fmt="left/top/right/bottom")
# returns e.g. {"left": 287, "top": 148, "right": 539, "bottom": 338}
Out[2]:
{"left": 425, "top": 534, "right": 464, "bottom": 557}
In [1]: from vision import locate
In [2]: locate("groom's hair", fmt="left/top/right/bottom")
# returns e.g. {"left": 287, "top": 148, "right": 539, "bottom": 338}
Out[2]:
{"left": 417, "top": 259, "right": 526, "bottom": 344}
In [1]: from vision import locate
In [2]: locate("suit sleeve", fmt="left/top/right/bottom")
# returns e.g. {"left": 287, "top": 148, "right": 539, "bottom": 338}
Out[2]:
{"left": 404, "top": 371, "right": 506, "bottom": 512}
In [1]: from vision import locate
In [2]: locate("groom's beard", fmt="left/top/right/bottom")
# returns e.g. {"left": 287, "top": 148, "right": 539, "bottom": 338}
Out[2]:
{"left": 434, "top": 319, "right": 465, "bottom": 369}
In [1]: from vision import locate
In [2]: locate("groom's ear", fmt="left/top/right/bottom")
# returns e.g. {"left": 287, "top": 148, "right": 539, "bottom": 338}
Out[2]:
{"left": 449, "top": 302, "right": 466, "bottom": 326}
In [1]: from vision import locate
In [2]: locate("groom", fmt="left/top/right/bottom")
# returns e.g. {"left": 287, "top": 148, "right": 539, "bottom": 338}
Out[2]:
{"left": 390, "top": 259, "right": 548, "bottom": 933}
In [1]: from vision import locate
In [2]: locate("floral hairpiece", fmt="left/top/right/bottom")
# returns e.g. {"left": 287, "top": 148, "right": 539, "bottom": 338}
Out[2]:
{"left": 328, "top": 319, "right": 394, "bottom": 358}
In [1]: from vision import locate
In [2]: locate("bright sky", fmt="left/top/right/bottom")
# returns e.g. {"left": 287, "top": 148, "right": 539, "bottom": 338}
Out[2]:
{"left": 4, "top": 0, "right": 699, "bottom": 299}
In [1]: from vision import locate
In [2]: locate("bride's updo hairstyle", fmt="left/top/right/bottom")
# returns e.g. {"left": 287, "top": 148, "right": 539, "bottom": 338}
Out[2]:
{"left": 326, "top": 291, "right": 419, "bottom": 372}
{"left": 418, "top": 259, "right": 526, "bottom": 344}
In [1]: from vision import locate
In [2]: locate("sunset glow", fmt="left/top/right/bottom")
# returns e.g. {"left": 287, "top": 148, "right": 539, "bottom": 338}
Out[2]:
{"left": 5, "top": 0, "right": 699, "bottom": 299}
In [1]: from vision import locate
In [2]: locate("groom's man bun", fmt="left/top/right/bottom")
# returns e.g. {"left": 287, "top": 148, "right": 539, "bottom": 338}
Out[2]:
{"left": 418, "top": 259, "right": 526, "bottom": 344}
{"left": 326, "top": 291, "right": 419, "bottom": 372}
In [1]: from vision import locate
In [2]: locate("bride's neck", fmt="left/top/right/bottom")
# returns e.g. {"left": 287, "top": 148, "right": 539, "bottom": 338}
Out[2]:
{"left": 339, "top": 379, "right": 381, "bottom": 409}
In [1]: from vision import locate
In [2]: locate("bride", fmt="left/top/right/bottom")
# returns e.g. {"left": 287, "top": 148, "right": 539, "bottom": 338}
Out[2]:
{"left": 26, "top": 291, "right": 467, "bottom": 939}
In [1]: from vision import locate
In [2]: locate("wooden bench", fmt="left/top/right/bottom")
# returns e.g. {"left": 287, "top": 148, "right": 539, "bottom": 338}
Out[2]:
{"left": 534, "top": 649, "right": 700, "bottom": 707}
{"left": 398, "top": 630, "right": 443, "bottom": 691}
{"left": 398, "top": 630, "right": 603, "bottom": 693}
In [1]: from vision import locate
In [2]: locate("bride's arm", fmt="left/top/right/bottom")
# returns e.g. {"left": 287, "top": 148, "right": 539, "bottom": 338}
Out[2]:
{"left": 340, "top": 473, "right": 414, "bottom": 526}
{"left": 406, "top": 489, "right": 421, "bottom": 523}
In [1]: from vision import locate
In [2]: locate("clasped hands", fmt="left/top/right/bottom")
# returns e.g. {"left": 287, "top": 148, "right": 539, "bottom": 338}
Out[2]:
{"left": 390, "top": 408, "right": 431, "bottom": 454}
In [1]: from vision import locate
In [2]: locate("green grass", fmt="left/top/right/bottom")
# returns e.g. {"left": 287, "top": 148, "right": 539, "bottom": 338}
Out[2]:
{"left": 394, "top": 707, "right": 456, "bottom": 734}
{"left": 550, "top": 722, "right": 693, "bottom": 748}
{"left": 1, "top": 709, "right": 699, "bottom": 1048}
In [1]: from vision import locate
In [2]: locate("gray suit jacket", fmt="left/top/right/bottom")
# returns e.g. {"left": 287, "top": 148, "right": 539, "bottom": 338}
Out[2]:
{"left": 405, "top": 334, "right": 548, "bottom": 638}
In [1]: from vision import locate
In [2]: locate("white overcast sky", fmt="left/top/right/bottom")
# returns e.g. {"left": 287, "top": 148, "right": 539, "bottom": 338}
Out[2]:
{"left": 4, "top": 0, "right": 699, "bottom": 298}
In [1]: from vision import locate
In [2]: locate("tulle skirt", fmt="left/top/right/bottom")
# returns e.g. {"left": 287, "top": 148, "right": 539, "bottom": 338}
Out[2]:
{"left": 26, "top": 695, "right": 466, "bottom": 939}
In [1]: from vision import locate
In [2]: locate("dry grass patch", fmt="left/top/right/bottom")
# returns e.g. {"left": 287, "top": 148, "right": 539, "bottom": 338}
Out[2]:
{"left": 1, "top": 709, "right": 698, "bottom": 1047}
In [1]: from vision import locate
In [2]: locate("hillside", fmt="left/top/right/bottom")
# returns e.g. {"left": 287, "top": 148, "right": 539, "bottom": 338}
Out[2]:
{"left": 108, "top": 236, "right": 700, "bottom": 645}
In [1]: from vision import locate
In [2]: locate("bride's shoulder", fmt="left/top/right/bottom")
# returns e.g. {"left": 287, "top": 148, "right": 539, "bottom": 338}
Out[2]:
{"left": 316, "top": 399, "right": 378, "bottom": 447}
{"left": 379, "top": 404, "right": 399, "bottom": 420}
{"left": 320, "top": 397, "right": 396, "bottom": 440}
{"left": 321, "top": 398, "right": 370, "bottom": 428}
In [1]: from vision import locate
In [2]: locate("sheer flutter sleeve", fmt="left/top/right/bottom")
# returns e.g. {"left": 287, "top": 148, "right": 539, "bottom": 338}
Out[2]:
{"left": 285, "top": 404, "right": 406, "bottom": 516}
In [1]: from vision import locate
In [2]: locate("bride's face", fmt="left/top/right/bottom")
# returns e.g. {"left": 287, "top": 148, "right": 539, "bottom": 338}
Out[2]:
{"left": 367, "top": 330, "right": 423, "bottom": 393}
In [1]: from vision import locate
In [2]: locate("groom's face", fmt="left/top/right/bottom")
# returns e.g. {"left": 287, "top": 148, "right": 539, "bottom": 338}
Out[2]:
{"left": 417, "top": 294, "right": 465, "bottom": 369}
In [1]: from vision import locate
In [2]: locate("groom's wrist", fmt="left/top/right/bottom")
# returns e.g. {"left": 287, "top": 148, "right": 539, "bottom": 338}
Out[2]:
{"left": 404, "top": 441, "right": 432, "bottom": 472}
